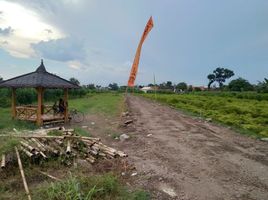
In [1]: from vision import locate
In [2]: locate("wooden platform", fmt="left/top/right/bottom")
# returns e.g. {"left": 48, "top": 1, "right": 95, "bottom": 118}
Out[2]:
{"left": 15, "top": 105, "right": 65, "bottom": 124}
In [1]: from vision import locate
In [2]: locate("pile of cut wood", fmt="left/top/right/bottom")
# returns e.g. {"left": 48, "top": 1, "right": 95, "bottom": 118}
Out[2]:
{"left": 0, "top": 127, "right": 127, "bottom": 169}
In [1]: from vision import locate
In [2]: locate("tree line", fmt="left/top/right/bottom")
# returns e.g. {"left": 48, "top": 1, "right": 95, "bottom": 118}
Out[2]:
{"left": 0, "top": 67, "right": 267, "bottom": 107}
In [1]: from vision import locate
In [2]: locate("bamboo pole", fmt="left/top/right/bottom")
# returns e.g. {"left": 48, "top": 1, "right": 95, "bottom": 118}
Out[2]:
{"left": 39, "top": 171, "right": 61, "bottom": 181}
{"left": 1, "top": 154, "right": 5, "bottom": 168}
{"left": 15, "top": 147, "right": 32, "bottom": 200}
{"left": 0, "top": 134, "right": 100, "bottom": 141}
{"left": 66, "top": 140, "right": 71, "bottom": 154}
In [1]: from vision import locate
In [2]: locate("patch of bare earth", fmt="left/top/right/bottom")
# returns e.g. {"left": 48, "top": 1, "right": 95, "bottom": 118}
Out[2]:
{"left": 116, "top": 95, "right": 268, "bottom": 200}
{"left": 72, "top": 95, "right": 268, "bottom": 200}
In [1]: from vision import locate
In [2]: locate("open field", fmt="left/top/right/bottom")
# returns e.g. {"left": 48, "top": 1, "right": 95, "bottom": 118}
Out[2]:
{"left": 1, "top": 93, "right": 268, "bottom": 199}
{"left": 0, "top": 93, "right": 150, "bottom": 200}
{"left": 141, "top": 93, "right": 268, "bottom": 138}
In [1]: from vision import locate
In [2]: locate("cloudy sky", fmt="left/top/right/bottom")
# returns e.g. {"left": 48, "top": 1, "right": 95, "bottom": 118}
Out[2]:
{"left": 0, "top": 0, "right": 267, "bottom": 86}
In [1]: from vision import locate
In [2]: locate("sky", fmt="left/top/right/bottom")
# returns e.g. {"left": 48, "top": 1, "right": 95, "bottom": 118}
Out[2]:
{"left": 0, "top": 0, "right": 267, "bottom": 86}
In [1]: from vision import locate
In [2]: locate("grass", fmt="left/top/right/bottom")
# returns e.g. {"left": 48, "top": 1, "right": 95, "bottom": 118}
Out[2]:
{"left": 142, "top": 93, "right": 268, "bottom": 138}
{"left": 69, "top": 93, "right": 124, "bottom": 117}
{"left": 74, "top": 127, "right": 91, "bottom": 137}
{"left": 0, "top": 136, "right": 20, "bottom": 155}
{"left": 0, "top": 93, "right": 123, "bottom": 132}
{"left": 32, "top": 173, "right": 149, "bottom": 200}
{"left": 0, "top": 107, "right": 37, "bottom": 132}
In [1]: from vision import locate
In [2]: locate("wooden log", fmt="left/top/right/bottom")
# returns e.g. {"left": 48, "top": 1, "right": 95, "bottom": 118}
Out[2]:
{"left": 86, "top": 155, "right": 95, "bottom": 163}
{"left": 1, "top": 154, "right": 5, "bottom": 168}
{"left": 39, "top": 171, "right": 61, "bottom": 181}
{"left": 39, "top": 151, "right": 47, "bottom": 159}
{"left": 15, "top": 147, "right": 32, "bottom": 200}
{"left": 88, "top": 149, "right": 98, "bottom": 156}
{"left": 98, "top": 152, "right": 106, "bottom": 157}
{"left": 54, "top": 139, "right": 63, "bottom": 146}
{"left": 30, "top": 138, "right": 46, "bottom": 152}
{"left": 20, "top": 146, "right": 34, "bottom": 158}
{"left": 116, "top": 150, "right": 128, "bottom": 157}
{"left": 66, "top": 140, "right": 71, "bottom": 154}
{"left": 20, "top": 141, "right": 35, "bottom": 152}
{"left": 0, "top": 134, "right": 100, "bottom": 141}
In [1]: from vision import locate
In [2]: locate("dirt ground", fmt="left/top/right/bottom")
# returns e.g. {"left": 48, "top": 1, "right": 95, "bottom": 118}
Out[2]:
{"left": 82, "top": 95, "right": 268, "bottom": 200}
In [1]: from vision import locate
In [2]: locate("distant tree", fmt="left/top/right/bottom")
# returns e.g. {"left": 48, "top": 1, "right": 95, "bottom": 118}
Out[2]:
{"left": 108, "top": 83, "right": 119, "bottom": 91}
{"left": 176, "top": 82, "right": 187, "bottom": 91}
{"left": 207, "top": 74, "right": 216, "bottom": 89}
{"left": 0, "top": 76, "right": 3, "bottom": 82}
{"left": 86, "top": 84, "right": 95, "bottom": 90}
{"left": 166, "top": 81, "right": 173, "bottom": 89}
{"left": 188, "top": 85, "right": 193, "bottom": 92}
{"left": 207, "top": 67, "right": 234, "bottom": 89}
{"left": 228, "top": 78, "right": 253, "bottom": 91}
{"left": 69, "top": 77, "right": 80, "bottom": 86}
{"left": 256, "top": 78, "right": 268, "bottom": 93}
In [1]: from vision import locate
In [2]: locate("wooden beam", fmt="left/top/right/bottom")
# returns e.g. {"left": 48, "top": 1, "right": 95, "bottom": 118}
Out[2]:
{"left": 41, "top": 88, "right": 45, "bottom": 114}
{"left": 64, "top": 88, "right": 69, "bottom": 123}
{"left": 36, "top": 87, "right": 43, "bottom": 126}
{"left": 11, "top": 88, "right": 16, "bottom": 119}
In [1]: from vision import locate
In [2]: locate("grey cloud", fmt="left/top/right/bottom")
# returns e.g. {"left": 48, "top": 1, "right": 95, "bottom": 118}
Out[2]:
{"left": 32, "top": 37, "right": 87, "bottom": 62}
{"left": 0, "top": 27, "right": 14, "bottom": 36}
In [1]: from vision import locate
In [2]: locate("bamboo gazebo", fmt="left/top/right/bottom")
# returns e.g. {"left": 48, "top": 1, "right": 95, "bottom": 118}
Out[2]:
{"left": 0, "top": 60, "right": 79, "bottom": 126}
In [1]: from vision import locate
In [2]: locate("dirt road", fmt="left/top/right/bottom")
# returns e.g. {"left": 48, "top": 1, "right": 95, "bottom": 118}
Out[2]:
{"left": 120, "top": 95, "right": 268, "bottom": 200}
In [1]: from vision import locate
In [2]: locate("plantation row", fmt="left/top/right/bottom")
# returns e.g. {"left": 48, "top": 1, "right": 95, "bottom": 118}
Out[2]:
{"left": 142, "top": 93, "right": 268, "bottom": 138}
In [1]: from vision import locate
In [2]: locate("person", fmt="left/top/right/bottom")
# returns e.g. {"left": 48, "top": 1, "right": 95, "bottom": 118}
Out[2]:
{"left": 58, "top": 98, "right": 65, "bottom": 114}
{"left": 52, "top": 101, "right": 58, "bottom": 115}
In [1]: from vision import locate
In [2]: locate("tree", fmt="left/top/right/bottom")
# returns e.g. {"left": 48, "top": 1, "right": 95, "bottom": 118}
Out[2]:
{"left": 207, "top": 74, "right": 215, "bottom": 89}
{"left": 86, "top": 84, "right": 95, "bottom": 90}
{"left": 228, "top": 78, "right": 253, "bottom": 91}
{"left": 166, "top": 81, "right": 173, "bottom": 89}
{"left": 176, "top": 82, "right": 187, "bottom": 91}
{"left": 207, "top": 67, "right": 234, "bottom": 89}
{"left": 256, "top": 78, "right": 268, "bottom": 93}
{"left": 108, "top": 83, "right": 119, "bottom": 91}
{"left": 0, "top": 76, "right": 3, "bottom": 82}
{"left": 69, "top": 77, "right": 80, "bottom": 86}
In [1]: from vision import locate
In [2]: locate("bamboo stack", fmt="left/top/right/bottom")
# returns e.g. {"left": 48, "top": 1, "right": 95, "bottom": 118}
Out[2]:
{"left": 0, "top": 128, "right": 127, "bottom": 168}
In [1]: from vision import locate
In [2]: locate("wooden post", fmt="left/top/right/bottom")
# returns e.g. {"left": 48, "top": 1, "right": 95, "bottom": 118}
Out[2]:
{"left": 64, "top": 88, "right": 68, "bottom": 123}
{"left": 41, "top": 88, "right": 45, "bottom": 114}
{"left": 11, "top": 88, "right": 16, "bottom": 119}
{"left": 15, "top": 147, "right": 32, "bottom": 200}
{"left": 36, "top": 87, "right": 43, "bottom": 126}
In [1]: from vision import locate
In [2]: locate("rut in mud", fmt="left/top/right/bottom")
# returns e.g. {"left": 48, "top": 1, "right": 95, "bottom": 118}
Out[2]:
{"left": 120, "top": 95, "right": 268, "bottom": 200}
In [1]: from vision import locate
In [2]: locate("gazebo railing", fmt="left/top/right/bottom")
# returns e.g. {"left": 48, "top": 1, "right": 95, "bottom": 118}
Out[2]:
{"left": 16, "top": 106, "right": 37, "bottom": 121}
{"left": 15, "top": 105, "right": 55, "bottom": 121}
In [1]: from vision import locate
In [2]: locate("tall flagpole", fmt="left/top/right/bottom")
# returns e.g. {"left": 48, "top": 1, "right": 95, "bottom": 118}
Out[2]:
{"left": 153, "top": 73, "right": 157, "bottom": 100}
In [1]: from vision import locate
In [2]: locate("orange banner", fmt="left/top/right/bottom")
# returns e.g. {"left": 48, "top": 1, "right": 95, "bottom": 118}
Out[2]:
{"left": 128, "top": 16, "right": 154, "bottom": 87}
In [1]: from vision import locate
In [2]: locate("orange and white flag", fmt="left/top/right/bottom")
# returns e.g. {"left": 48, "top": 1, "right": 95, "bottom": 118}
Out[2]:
{"left": 128, "top": 16, "right": 154, "bottom": 87}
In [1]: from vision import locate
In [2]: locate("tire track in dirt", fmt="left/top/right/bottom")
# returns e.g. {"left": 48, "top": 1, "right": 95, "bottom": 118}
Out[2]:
{"left": 121, "top": 95, "right": 268, "bottom": 200}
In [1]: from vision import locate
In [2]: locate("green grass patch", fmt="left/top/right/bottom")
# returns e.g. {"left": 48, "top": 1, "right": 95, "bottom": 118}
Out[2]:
{"left": 0, "top": 136, "right": 20, "bottom": 155}
{"left": 32, "top": 173, "right": 150, "bottom": 200}
{"left": 0, "top": 107, "right": 37, "bottom": 132}
{"left": 47, "top": 130, "right": 63, "bottom": 136}
{"left": 142, "top": 93, "right": 268, "bottom": 138}
{"left": 74, "top": 127, "right": 91, "bottom": 137}
{"left": 69, "top": 93, "right": 124, "bottom": 117}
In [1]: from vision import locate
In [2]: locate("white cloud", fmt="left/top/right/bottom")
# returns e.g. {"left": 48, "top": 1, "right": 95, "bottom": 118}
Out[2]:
{"left": 0, "top": 0, "right": 65, "bottom": 58}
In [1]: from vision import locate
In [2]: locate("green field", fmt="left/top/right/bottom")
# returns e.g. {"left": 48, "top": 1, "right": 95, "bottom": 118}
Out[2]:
{"left": 142, "top": 93, "right": 268, "bottom": 138}
{"left": 0, "top": 93, "right": 124, "bottom": 132}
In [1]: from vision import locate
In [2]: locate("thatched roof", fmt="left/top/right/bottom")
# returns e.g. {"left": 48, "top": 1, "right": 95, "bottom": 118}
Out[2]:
{"left": 0, "top": 60, "right": 80, "bottom": 89}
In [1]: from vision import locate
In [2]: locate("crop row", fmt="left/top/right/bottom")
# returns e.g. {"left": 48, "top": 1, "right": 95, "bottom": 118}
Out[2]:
{"left": 142, "top": 93, "right": 268, "bottom": 137}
